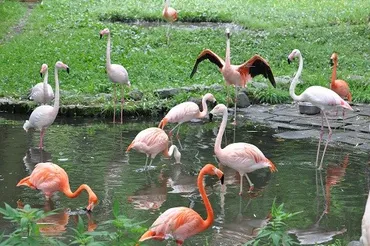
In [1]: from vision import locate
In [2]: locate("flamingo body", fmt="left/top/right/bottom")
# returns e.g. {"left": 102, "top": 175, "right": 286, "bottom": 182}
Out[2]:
{"left": 330, "top": 53, "right": 351, "bottom": 101}
{"left": 107, "top": 63, "right": 130, "bottom": 85}
{"left": 30, "top": 64, "right": 54, "bottom": 105}
{"left": 162, "top": 6, "right": 177, "bottom": 23}
{"left": 210, "top": 104, "right": 276, "bottom": 194}
{"left": 139, "top": 164, "right": 224, "bottom": 245}
{"left": 17, "top": 162, "right": 98, "bottom": 211}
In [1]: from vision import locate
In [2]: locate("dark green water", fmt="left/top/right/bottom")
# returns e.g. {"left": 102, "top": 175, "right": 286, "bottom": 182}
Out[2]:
{"left": 0, "top": 113, "right": 369, "bottom": 245}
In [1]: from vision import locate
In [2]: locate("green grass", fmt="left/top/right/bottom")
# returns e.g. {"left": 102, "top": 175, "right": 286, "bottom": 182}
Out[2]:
{"left": 0, "top": 0, "right": 27, "bottom": 40}
{"left": 0, "top": 0, "right": 369, "bottom": 113}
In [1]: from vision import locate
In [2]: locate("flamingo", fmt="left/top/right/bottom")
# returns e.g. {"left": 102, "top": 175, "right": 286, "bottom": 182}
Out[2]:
{"left": 100, "top": 28, "right": 131, "bottom": 124}
{"left": 17, "top": 162, "right": 98, "bottom": 212}
{"left": 361, "top": 191, "right": 370, "bottom": 246}
{"left": 126, "top": 127, "right": 181, "bottom": 169}
{"left": 210, "top": 104, "right": 277, "bottom": 194}
{"left": 158, "top": 93, "right": 216, "bottom": 137}
{"left": 29, "top": 64, "right": 54, "bottom": 105}
{"left": 190, "top": 28, "right": 276, "bottom": 124}
{"left": 287, "top": 49, "right": 353, "bottom": 169}
{"left": 162, "top": 0, "right": 177, "bottom": 43}
{"left": 139, "top": 163, "right": 224, "bottom": 246}
{"left": 330, "top": 52, "right": 352, "bottom": 117}
{"left": 23, "top": 61, "right": 69, "bottom": 149}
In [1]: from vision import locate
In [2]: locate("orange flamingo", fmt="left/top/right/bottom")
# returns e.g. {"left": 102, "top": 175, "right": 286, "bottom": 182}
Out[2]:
{"left": 126, "top": 127, "right": 181, "bottom": 169}
{"left": 17, "top": 162, "right": 98, "bottom": 212}
{"left": 139, "top": 164, "right": 224, "bottom": 246}
{"left": 162, "top": 0, "right": 177, "bottom": 42}
{"left": 190, "top": 28, "right": 276, "bottom": 124}
{"left": 210, "top": 104, "right": 277, "bottom": 194}
{"left": 158, "top": 93, "right": 216, "bottom": 137}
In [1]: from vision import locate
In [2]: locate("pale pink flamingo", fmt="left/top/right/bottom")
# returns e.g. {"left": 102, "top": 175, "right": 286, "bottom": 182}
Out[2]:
{"left": 29, "top": 64, "right": 54, "bottom": 105}
{"left": 100, "top": 28, "right": 131, "bottom": 124}
{"left": 361, "top": 191, "right": 370, "bottom": 246}
{"left": 162, "top": 0, "right": 177, "bottom": 43}
{"left": 126, "top": 127, "right": 181, "bottom": 169}
{"left": 17, "top": 162, "right": 98, "bottom": 212}
{"left": 158, "top": 93, "right": 216, "bottom": 137}
{"left": 23, "top": 61, "right": 69, "bottom": 149}
{"left": 287, "top": 49, "right": 353, "bottom": 169}
{"left": 210, "top": 103, "right": 277, "bottom": 195}
{"left": 139, "top": 163, "right": 224, "bottom": 246}
{"left": 190, "top": 28, "right": 276, "bottom": 124}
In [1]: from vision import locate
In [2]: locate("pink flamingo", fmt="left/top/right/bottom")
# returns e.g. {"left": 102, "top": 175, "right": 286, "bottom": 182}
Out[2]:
{"left": 190, "top": 28, "right": 276, "bottom": 124}
{"left": 100, "top": 28, "right": 131, "bottom": 124}
{"left": 210, "top": 104, "right": 277, "bottom": 195}
{"left": 126, "top": 127, "right": 181, "bottom": 169}
{"left": 158, "top": 93, "right": 216, "bottom": 137}
{"left": 287, "top": 49, "right": 353, "bottom": 169}
{"left": 162, "top": 0, "right": 177, "bottom": 43}
{"left": 23, "top": 61, "right": 69, "bottom": 149}
{"left": 17, "top": 162, "right": 98, "bottom": 212}
{"left": 361, "top": 191, "right": 370, "bottom": 246}
{"left": 139, "top": 164, "right": 224, "bottom": 246}
{"left": 29, "top": 64, "right": 54, "bottom": 105}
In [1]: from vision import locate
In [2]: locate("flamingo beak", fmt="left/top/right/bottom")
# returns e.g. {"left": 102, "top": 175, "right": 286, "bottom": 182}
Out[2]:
{"left": 99, "top": 34, "right": 103, "bottom": 39}
{"left": 287, "top": 58, "right": 291, "bottom": 64}
{"left": 220, "top": 174, "right": 224, "bottom": 185}
{"left": 84, "top": 202, "right": 95, "bottom": 213}
{"left": 40, "top": 72, "right": 43, "bottom": 78}
{"left": 66, "top": 67, "right": 70, "bottom": 74}
{"left": 329, "top": 59, "right": 334, "bottom": 66}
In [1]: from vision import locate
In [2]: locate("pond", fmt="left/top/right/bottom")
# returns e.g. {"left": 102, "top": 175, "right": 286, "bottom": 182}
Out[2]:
{"left": 0, "top": 112, "right": 368, "bottom": 245}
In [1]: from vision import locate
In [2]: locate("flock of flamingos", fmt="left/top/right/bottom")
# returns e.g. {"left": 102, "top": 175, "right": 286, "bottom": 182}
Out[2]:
{"left": 12, "top": 0, "right": 369, "bottom": 245}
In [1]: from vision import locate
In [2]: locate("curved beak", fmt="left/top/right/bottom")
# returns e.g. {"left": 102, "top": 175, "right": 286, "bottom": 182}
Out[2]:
{"left": 66, "top": 67, "right": 70, "bottom": 74}
{"left": 84, "top": 202, "right": 95, "bottom": 213}
{"left": 220, "top": 174, "right": 224, "bottom": 185}
{"left": 40, "top": 72, "right": 43, "bottom": 78}
{"left": 287, "top": 58, "right": 291, "bottom": 64}
{"left": 329, "top": 59, "right": 334, "bottom": 66}
{"left": 99, "top": 34, "right": 103, "bottom": 39}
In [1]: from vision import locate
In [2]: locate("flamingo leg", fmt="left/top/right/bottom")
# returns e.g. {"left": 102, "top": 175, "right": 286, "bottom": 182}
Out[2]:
{"left": 166, "top": 24, "right": 171, "bottom": 45}
{"left": 169, "top": 123, "right": 182, "bottom": 137}
{"left": 120, "top": 83, "right": 124, "bottom": 124}
{"left": 245, "top": 173, "right": 254, "bottom": 192}
{"left": 147, "top": 158, "right": 154, "bottom": 169}
{"left": 39, "top": 128, "right": 46, "bottom": 149}
{"left": 232, "top": 85, "right": 238, "bottom": 125}
{"left": 176, "top": 124, "right": 182, "bottom": 139}
{"left": 342, "top": 108, "right": 346, "bottom": 132}
{"left": 318, "top": 111, "right": 332, "bottom": 170}
{"left": 239, "top": 173, "right": 243, "bottom": 195}
{"left": 144, "top": 155, "right": 149, "bottom": 169}
{"left": 315, "top": 111, "right": 324, "bottom": 167}
{"left": 113, "top": 83, "right": 116, "bottom": 124}
{"left": 226, "top": 85, "right": 231, "bottom": 108}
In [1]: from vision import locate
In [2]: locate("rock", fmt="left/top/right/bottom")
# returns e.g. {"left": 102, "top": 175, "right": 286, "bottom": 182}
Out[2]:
{"left": 236, "top": 92, "right": 250, "bottom": 108}
{"left": 298, "top": 102, "right": 320, "bottom": 115}
{"left": 274, "top": 76, "right": 291, "bottom": 84}
{"left": 209, "top": 84, "right": 223, "bottom": 91}
{"left": 129, "top": 88, "right": 143, "bottom": 101}
{"left": 273, "top": 129, "right": 320, "bottom": 140}
{"left": 251, "top": 82, "right": 268, "bottom": 89}
{"left": 96, "top": 93, "right": 112, "bottom": 101}
{"left": 154, "top": 88, "right": 180, "bottom": 99}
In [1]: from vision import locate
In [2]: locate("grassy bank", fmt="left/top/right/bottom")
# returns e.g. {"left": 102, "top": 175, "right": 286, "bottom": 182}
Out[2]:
{"left": 0, "top": 0, "right": 27, "bottom": 40}
{"left": 0, "top": 0, "right": 369, "bottom": 115}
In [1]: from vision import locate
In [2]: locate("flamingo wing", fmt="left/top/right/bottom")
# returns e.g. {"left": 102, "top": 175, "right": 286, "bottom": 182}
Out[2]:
{"left": 29, "top": 163, "right": 66, "bottom": 192}
{"left": 190, "top": 49, "right": 225, "bottom": 78}
{"left": 28, "top": 105, "right": 55, "bottom": 129}
{"left": 239, "top": 55, "right": 276, "bottom": 88}
{"left": 165, "top": 102, "right": 200, "bottom": 123}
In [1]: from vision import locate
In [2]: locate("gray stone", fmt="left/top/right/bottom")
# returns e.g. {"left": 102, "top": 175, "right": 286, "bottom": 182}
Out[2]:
{"left": 348, "top": 75, "right": 364, "bottom": 81}
{"left": 251, "top": 82, "right": 268, "bottom": 89}
{"left": 154, "top": 88, "right": 180, "bottom": 99}
{"left": 128, "top": 88, "right": 143, "bottom": 101}
{"left": 96, "top": 93, "right": 112, "bottom": 101}
{"left": 236, "top": 92, "right": 250, "bottom": 108}
{"left": 273, "top": 129, "right": 320, "bottom": 139}
{"left": 298, "top": 102, "right": 320, "bottom": 115}
{"left": 274, "top": 75, "right": 291, "bottom": 84}
{"left": 269, "top": 122, "right": 310, "bottom": 131}
{"left": 269, "top": 115, "right": 300, "bottom": 123}
{"left": 209, "top": 84, "right": 223, "bottom": 91}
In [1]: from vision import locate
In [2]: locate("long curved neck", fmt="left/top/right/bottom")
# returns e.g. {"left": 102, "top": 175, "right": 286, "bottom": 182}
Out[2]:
{"left": 290, "top": 53, "right": 303, "bottom": 102}
{"left": 214, "top": 108, "right": 228, "bottom": 154}
{"left": 53, "top": 66, "right": 60, "bottom": 114}
{"left": 63, "top": 184, "right": 94, "bottom": 199}
{"left": 43, "top": 69, "right": 48, "bottom": 103}
{"left": 331, "top": 60, "right": 337, "bottom": 83}
{"left": 106, "top": 33, "right": 111, "bottom": 69}
{"left": 198, "top": 96, "right": 209, "bottom": 118}
{"left": 164, "top": 0, "right": 169, "bottom": 11}
{"left": 225, "top": 35, "right": 231, "bottom": 66}
{"left": 197, "top": 170, "right": 214, "bottom": 229}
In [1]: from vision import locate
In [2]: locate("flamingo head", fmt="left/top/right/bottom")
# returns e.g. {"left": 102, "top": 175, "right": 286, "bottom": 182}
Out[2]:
{"left": 55, "top": 61, "right": 70, "bottom": 74}
{"left": 40, "top": 64, "right": 48, "bottom": 78}
{"left": 99, "top": 28, "right": 110, "bottom": 39}
{"left": 225, "top": 28, "right": 230, "bottom": 39}
{"left": 85, "top": 193, "right": 98, "bottom": 213}
{"left": 209, "top": 103, "right": 227, "bottom": 117}
{"left": 330, "top": 52, "right": 338, "bottom": 66}
{"left": 203, "top": 164, "right": 224, "bottom": 185}
{"left": 287, "top": 49, "right": 301, "bottom": 64}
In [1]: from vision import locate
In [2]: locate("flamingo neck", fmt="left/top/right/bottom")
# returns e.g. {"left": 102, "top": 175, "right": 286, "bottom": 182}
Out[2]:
{"left": 53, "top": 66, "right": 60, "bottom": 115}
{"left": 164, "top": 0, "right": 169, "bottom": 12}
{"left": 289, "top": 53, "right": 303, "bottom": 102}
{"left": 63, "top": 184, "right": 94, "bottom": 199}
{"left": 225, "top": 36, "right": 231, "bottom": 67}
{"left": 331, "top": 60, "right": 337, "bottom": 84}
{"left": 43, "top": 69, "right": 49, "bottom": 103}
{"left": 214, "top": 107, "right": 228, "bottom": 155}
{"left": 198, "top": 95, "right": 210, "bottom": 118}
{"left": 197, "top": 169, "right": 214, "bottom": 229}
{"left": 106, "top": 33, "right": 112, "bottom": 69}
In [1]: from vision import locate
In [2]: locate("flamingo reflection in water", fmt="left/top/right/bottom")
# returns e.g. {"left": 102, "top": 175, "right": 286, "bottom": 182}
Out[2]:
{"left": 22, "top": 147, "right": 52, "bottom": 171}
{"left": 17, "top": 200, "right": 97, "bottom": 236}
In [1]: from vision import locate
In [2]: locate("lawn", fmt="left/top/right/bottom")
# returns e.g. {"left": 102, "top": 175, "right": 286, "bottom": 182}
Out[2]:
{"left": 0, "top": 0, "right": 369, "bottom": 114}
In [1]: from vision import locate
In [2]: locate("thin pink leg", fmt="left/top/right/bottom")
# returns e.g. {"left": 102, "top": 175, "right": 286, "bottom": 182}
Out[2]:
{"left": 316, "top": 111, "right": 324, "bottom": 167}
{"left": 319, "top": 111, "right": 332, "bottom": 169}
{"left": 231, "top": 85, "right": 238, "bottom": 125}
{"left": 39, "top": 128, "right": 45, "bottom": 149}
{"left": 120, "top": 84, "right": 124, "bottom": 124}
{"left": 112, "top": 84, "right": 117, "bottom": 123}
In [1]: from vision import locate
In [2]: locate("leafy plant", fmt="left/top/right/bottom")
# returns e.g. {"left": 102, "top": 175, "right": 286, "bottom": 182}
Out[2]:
{"left": 245, "top": 199, "right": 301, "bottom": 246}
{"left": 69, "top": 216, "right": 103, "bottom": 246}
